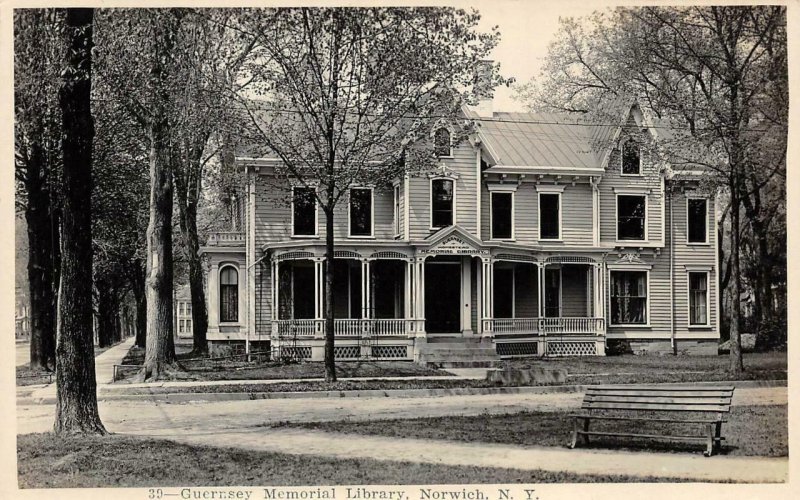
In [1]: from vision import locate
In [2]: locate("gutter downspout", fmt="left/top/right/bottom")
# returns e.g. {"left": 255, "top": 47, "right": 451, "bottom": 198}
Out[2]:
{"left": 668, "top": 184, "right": 676, "bottom": 354}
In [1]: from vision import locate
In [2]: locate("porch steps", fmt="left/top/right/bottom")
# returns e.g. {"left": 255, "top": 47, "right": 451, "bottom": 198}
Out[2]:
{"left": 416, "top": 340, "right": 502, "bottom": 368}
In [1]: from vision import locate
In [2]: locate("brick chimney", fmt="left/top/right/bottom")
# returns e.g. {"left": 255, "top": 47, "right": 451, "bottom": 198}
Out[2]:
{"left": 471, "top": 60, "right": 494, "bottom": 118}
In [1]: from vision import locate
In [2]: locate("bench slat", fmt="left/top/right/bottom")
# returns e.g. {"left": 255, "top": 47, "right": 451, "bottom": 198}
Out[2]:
{"left": 576, "top": 430, "right": 723, "bottom": 442}
{"left": 582, "top": 402, "right": 731, "bottom": 412}
{"left": 585, "top": 395, "right": 731, "bottom": 405}
{"left": 585, "top": 389, "right": 733, "bottom": 397}
{"left": 569, "top": 414, "right": 727, "bottom": 424}
{"left": 588, "top": 385, "right": 734, "bottom": 392}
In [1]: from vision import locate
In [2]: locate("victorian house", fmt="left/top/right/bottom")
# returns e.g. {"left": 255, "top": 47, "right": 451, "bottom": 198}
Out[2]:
{"left": 200, "top": 99, "right": 719, "bottom": 362}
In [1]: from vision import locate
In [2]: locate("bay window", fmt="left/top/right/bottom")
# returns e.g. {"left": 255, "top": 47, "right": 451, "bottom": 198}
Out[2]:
{"left": 219, "top": 266, "right": 239, "bottom": 323}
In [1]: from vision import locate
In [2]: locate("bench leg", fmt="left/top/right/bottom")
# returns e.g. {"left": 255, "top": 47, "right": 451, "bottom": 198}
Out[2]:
{"left": 704, "top": 423, "right": 714, "bottom": 457}
{"left": 569, "top": 417, "right": 579, "bottom": 449}
{"left": 582, "top": 418, "right": 591, "bottom": 445}
{"left": 713, "top": 421, "right": 722, "bottom": 454}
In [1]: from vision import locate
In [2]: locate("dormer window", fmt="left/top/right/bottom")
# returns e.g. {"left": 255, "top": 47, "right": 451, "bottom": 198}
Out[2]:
{"left": 433, "top": 127, "right": 452, "bottom": 157}
{"left": 622, "top": 139, "right": 641, "bottom": 175}
{"left": 431, "top": 178, "right": 454, "bottom": 228}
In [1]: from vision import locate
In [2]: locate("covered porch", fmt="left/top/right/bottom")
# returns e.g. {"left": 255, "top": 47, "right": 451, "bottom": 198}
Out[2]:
{"left": 484, "top": 255, "right": 606, "bottom": 356}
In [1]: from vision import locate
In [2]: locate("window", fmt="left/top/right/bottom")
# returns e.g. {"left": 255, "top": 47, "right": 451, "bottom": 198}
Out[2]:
{"left": 393, "top": 184, "right": 401, "bottom": 237}
{"left": 220, "top": 266, "right": 238, "bottom": 322}
{"left": 491, "top": 192, "right": 513, "bottom": 239}
{"left": 539, "top": 193, "right": 560, "bottom": 240}
{"left": 610, "top": 271, "right": 648, "bottom": 324}
{"left": 687, "top": 198, "right": 708, "bottom": 243}
{"left": 292, "top": 187, "right": 316, "bottom": 236}
{"left": 622, "top": 139, "right": 641, "bottom": 175}
{"left": 349, "top": 188, "right": 373, "bottom": 237}
{"left": 689, "top": 272, "right": 709, "bottom": 325}
{"left": 617, "top": 195, "right": 646, "bottom": 240}
{"left": 433, "top": 127, "right": 452, "bottom": 157}
{"left": 431, "top": 179, "right": 454, "bottom": 228}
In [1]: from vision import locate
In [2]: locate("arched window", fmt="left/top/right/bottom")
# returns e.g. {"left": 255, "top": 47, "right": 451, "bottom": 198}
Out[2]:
{"left": 621, "top": 139, "right": 641, "bottom": 175}
{"left": 433, "top": 127, "right": 452, "bottom": 157}
{"left": 220, "top": 266, "right": 239, "bottom": 322}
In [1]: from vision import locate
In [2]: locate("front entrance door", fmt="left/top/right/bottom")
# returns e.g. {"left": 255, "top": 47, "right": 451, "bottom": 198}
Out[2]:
{"left": 425, "top": 261, "right": 461, "bottom": 333}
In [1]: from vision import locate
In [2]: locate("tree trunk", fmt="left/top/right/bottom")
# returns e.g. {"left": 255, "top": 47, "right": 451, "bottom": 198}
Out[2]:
{"left": 143, "top": 117, "right": 176, "bottom": 379}
{"left": 24, "top": 118, "right": 58, "bottom": 371}
{"left": 728, "top": 175, "right": 744, "bottom": 375}
{"left": 323, "top": 206, "right": 336, "bottom": 382}
{"left": 96, "top": 277, "right": 112, "bottom": 348}
{"left": 55, "top": 7, "right": 106, "bottom": 435}
{"left": 132, "top": 267, "right": 147, "bottom": 348}
{"left": 174, "top": 162, "right": 208, "bottom": 356}
{"left": 142, "top": 13, "right": 181, "bottom": 380}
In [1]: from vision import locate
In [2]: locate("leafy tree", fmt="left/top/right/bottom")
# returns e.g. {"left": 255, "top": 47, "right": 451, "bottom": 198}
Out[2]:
{"left": 237, "top": 7, "right": 504, "bottom": 380}
{"left": 170, "top": 10, "right": 256, "bottom": 356}
{"left": 14, "top": 9, "right": 62, "bottom": 371}
{"left": 55, "top": 7, "right": 106, "bottom": 434}
{"left": 95, "top": 9, "right": 188, "bottom": 378}
{"left": 516, "top": 6, "right": 787, "bottom": 373}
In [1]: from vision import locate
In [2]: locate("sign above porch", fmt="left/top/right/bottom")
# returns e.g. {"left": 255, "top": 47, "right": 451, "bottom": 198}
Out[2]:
{"left": 419, "top": 226, "right": 489, "bottom": 256}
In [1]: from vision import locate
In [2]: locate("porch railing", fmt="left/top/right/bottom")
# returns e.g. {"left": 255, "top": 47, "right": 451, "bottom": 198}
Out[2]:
{"left": 540, "top": 317, "right": 605, "bottom": 335}
{"left": 207, "top": 231, "right": 245, "bottom": 246}
{"left": 274, "top": 318, "right": 411, "bottom": 337}
{"left": 275, "top": 319, "right": 317, "bottom": 337}
{"left": 493, "top": 318, "right": 539, "bottom": 334}
{"left": 488, "top": 317, "right": 605, "bottom": 336}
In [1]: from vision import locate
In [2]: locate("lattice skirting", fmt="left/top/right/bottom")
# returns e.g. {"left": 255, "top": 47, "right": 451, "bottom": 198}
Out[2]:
{"left": 545, "top": 341, "right": 597, "bottom": 357}
{"left": 496, "top": 342, "right": 538, "bottom": 357}
{"left": 279, "top": 346, "right": 312, "bottom": 360}
{"left": 334, "top": 346, "right": 361, "bottom": 359}
{"left": 372, "top": 345, "right": 409, "bottom": 359}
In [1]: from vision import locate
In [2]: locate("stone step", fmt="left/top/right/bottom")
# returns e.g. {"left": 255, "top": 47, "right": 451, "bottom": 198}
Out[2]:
{"left": 424, "top": 359, "right": 501, "bottom": 368}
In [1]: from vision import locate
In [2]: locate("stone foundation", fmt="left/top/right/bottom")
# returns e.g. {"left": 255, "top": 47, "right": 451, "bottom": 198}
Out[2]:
{"left": 615, "top": 339, "right": 719, "bottom": 356}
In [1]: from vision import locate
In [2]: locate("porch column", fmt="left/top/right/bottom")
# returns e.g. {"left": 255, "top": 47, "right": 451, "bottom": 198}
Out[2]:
{"left": 271, "top": 259, "right": 279, "bottom": 337}
{"left": 480, "top": 257, "right": 493, "bottom": 338}
{"left": 404, "top": 259, "right": 412, "bottom": 329}
{"left": 361, "top": 259, "right": 372, "bottom": 319}
{"left": 461, "top": 256, "right": 473, "bottom": 335}
{"left": 537, "top": 263, "right": 546, "bottom": 318}
{"left": 476, "top": 259, "right": 483, "bottom": 335}
{"left": 413, "top": 256, "right": 426, "bottom": 337}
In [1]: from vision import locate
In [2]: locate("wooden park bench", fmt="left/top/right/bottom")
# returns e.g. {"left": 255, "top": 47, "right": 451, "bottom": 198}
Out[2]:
{"left": 569, "top": 385, "right": 735, "bottom": 456}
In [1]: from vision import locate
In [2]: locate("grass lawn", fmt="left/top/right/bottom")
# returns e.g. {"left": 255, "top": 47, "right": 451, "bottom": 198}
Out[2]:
{"left": 281, "top": 404, "right": 787, "bottom": 458}
{"left": 16, "top": 433, "right": 697, "bottom": 487}
{"left": 115, "top": 345, "right": 449, "bottom": 383}
{"left": 511, "top": 351, "right": 787, "bottom": 385}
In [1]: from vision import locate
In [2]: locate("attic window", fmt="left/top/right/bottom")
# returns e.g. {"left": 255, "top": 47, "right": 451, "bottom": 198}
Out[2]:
{"left": 434, "top": 127, "right": 452, "bottom": 157}
{"left": 622, "top": 139, "right": 641, "bottom": 175}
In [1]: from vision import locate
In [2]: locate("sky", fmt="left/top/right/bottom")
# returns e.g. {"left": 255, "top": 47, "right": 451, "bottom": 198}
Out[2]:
{"left": 474, "top": 0, "right": 603, "bottom": 112}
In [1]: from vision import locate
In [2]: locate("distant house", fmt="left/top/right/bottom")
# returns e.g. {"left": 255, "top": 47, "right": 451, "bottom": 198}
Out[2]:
{"left": 15, "top": 287, "right": 30, "bottom": 340}
{"left": 200, "top": 98, "right": 718, "bottom": 360}
{"left": 175, "top": 284, "right": 193, "bottom": 339}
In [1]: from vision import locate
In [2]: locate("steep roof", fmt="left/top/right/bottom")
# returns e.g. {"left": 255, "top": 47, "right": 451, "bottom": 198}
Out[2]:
{"left": 468, "top": 110, "right": 615, "bottom": 169}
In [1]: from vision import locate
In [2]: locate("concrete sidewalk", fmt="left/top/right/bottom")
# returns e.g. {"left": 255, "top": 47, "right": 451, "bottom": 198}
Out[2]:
{"left": 133, "top": 426, "right": 788, "bottom": 483}
{"left": 29, "top": 337, "right": 135, "bottom": 401}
